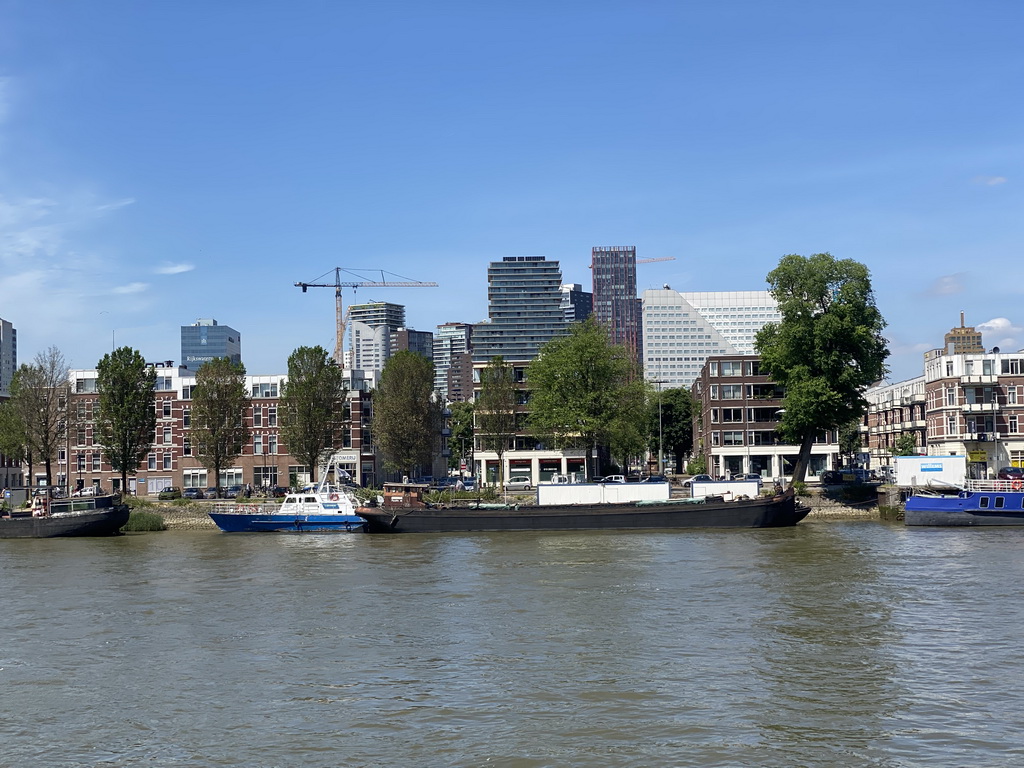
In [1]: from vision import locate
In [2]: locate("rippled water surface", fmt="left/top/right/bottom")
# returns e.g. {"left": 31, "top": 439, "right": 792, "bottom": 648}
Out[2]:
{"left": 2, "top": 520, "right": 1023, "bottom": 767}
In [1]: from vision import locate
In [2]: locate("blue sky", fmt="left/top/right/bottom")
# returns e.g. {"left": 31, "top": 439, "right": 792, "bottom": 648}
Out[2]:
{"left": 0, "top": 0, "right": 1020, "bottom": 383}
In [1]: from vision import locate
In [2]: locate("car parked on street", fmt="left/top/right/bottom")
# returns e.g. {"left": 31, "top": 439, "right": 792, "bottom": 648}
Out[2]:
{"left": 71, "top": 485, "right": 99, "bottom": 497}
{"left": 157, "top": 486, "right": 182, "bottom": 500}
{"left": 182, "top": 487, "right": 204, "bottom": 500}
{"left": 600, "top": 475, "right": 626, "bottom": 483}
{"left": 681, "top": 474, "right": 714, "bottom": 488}
{"left": 503, "top": 475, "right": 533, "bottom": 492}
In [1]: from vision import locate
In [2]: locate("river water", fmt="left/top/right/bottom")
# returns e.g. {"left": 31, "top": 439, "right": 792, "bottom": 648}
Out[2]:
{"left": 2, "top": 520, "right": 1023, "bottom": 767}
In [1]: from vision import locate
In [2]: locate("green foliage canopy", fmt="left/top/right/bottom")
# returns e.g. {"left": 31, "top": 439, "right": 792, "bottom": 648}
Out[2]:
{"left": 96, "top": 346, "right": 157, "bottom": 495}
{"left": 476, "top": 356, "right": 517, "bottom": 484}
{"left": 372, "top": 351, "right": 442, "bottom": 476}
{"left": 526, "top": 318, "right": 643, "bottom": 479}
{"left": 190, "top": 357, "right": 251, "bottom": 492}
{"left": 756, "top": 253, "right": 889, "bottom": 484}
{"left": 279, "top": 345, "right": 347, "bottom": 480}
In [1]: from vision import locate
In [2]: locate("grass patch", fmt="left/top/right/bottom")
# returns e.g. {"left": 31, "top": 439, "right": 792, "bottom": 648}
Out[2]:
{"left": 122, "top": 509, "right": 167, "bottom": 532}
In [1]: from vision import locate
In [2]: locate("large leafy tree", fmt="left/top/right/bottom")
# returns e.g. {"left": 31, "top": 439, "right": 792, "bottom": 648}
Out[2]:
{"left": 0, "top": 377, "right": 30, "bottom": 483}
{"left": 892, "top": 433, "right": 918, "bottom": 457}
{"left": 476, "top": 356, "right": 517, "bottom": 486}
{"left": 526, "top": 317, "right": 640, "bottom": 480}
{"left": 190, "top": 357, "right": 251, "bottom": 495}
{"left": 447, "top": 399, "right": 474, "bottom": 472}
{"left": 279, "top": 345, "right": 347, "bottom": 482}
{"left": 7, "top": 348, "right": 73, "bottom": 488}
{"left": 95, "top": 346, "right": 157, "bottom": 496}
{"left": 372, "top": 351, "right": 442, "bottom": 477}
{"left": 755, "top": 253, "right": 888, "bottom": 485}
{"left": 651, "top": 387, "right": 695, "bottom": 474}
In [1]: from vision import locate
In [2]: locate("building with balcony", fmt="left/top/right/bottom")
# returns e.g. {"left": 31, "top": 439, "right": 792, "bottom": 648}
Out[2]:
{"left": 432, "top": 322, "right": 473, "bottom": 402}
{"left": 923, "top": 350, "right": 1024, "bottom": 478}
{"left": 862, "top": 377, "right": 927, "bottom": 470}
{"left": 691, "top": 354, "right": 840, "bottom": 481}
{"left": 0, "top": 316, "right": 16, "bottom": 398}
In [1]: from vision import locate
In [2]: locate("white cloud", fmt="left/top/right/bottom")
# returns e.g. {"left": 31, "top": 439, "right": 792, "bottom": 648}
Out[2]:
{"left": 977, "top": 317, "right": 1022, "bottom": 352}
{"left": 971, "top": 175, "right": 1008, "bottom": 186}
{"left": 924, "top": 273, "right": 966, "bottom": 296}
{"left": 155, "top": 262, "right": 195, "bottom": 275}
{"left": 112, "top": 282, "right": 149, "bottom": 295}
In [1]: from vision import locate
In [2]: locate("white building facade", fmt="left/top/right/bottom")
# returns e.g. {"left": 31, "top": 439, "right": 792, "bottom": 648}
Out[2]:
{"left": 642, "top": 289, "right": 780, "bottom": 389}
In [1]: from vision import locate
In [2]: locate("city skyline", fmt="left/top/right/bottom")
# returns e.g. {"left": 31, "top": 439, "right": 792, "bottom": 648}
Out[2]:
{"left": 0, "top": 2, "right": 1020, "bottom": 383}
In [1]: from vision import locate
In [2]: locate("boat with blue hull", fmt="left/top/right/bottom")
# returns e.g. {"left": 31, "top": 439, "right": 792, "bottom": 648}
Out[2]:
{"left": 209, "top": 490, "right": 365, "bottom": 532}
{"left": 904, "top": 480, "right": 1024, "bottom": 526}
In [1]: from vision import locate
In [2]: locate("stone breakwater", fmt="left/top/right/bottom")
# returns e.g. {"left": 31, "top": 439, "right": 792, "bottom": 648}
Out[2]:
{"left": 803, "top": 494, "right": 880, "bottom": 520}
{"left": 152, "top": 502, "right": 219, "bottom": 530}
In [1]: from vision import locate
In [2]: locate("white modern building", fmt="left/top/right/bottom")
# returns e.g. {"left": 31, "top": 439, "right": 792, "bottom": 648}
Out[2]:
{"left": 642, "top": 289, "right": 780, "bottom": 389}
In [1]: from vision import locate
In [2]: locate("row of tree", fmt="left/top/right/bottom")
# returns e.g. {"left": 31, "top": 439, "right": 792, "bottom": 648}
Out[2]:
{"left": 0, "top": 345, "right": 350, "bottom": 494}
{"left": 0, "top": 254, "right": 889, "bottom": 491}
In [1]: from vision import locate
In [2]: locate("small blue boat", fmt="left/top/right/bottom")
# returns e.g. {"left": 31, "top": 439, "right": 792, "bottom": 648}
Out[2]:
{"left": 904, "top": 480, "right": 1024, "bottom": 526}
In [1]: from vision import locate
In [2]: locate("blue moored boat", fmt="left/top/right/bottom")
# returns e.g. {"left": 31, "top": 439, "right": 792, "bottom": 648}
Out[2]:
{"left": 904, "top": 479, "right": 1024, "bottom": 526}
{"left": 208, "top": 458, "right": 365, "bottom": 533}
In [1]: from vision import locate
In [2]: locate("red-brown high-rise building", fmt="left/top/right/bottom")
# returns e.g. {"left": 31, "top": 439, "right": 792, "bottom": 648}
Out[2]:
{"left": 591, "top": 246, "right": 641, "bottom": 364}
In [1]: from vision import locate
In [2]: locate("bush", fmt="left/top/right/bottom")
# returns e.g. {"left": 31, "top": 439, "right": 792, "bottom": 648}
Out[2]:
{"left": 122, "top": 509, "right": 167, "bottom": 532}
{"left": 792, "top": 481, "right": 810, "bottom": 497}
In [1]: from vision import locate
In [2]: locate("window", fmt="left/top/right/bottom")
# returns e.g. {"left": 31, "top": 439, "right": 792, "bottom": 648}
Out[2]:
{"left": 268, "top": 434, "right": 278, "bottom": 455}
{"left": 1002, "top": 359, "right": 1022, "bottom": 375}
{"left": 163, "top": 427, "right": 172, "bottom": 444}
{"left": 267, "top": 407, "right": 277, "bottom": 427}
{"left": 710, "top": 385, "right": 719, "bottom": 400}
{"left": 995, "top": 496, "right": 1005, "bottom": 509}
{"left": 709, "top": 362, "right": 718, "bottom": 376}
{"left": 1010, "top": 415, "right": 1019, "bottom": 434}
{"left": 253, "top": 435, "right": 263, "bottom": 455}
{"left": 722, "top": 385, "right": 743, "bottom": 400}
{"left": 162, "top": 401, "right": 171, "bottom": 417}
{"left": 251, "top": 382, "right": 278, "bottom": 398}
{"left": 253, "top": 407, "right": 262, "bottom": 427}
{"left": 723, "top": 431, "right": 744, "bottom": 446}
{"left": 77, "top": 454, "right": 85, "bottom": 471}
{"left": 947, "top": 415, "right": 958, "bottom": 435}
{"left": 183, "top": 437, "right": 191, "bottom": 456}
{"left": 722, "top": 408, "right": 743, "bottom": 423}
{"left": 182, "top": 385, "right": 196, "bottom": 400}
{"left": 163, "top": 453, "right": 172, "bottom": 470}
{"left": 979, "top": 496, "right": 990, "bottom": 509}
{"left": 946, "top": 388, "right": 957, "bottom": 406}
{"left": 148, "top": 453, "right": 156, "bottom": 470}
{"left": 711, "top": 431, "right": 721, "bottom": 446}
{"left": 183, "top": 408, "right": 191, "bottom": 428}
{"left": 720, "top": 361, "right": 742, "bottom": 376}
{"left": 744, "top": 360, "right": 762, "bottom": 376}
{"left": 711, "top": 408, "right": 719, "bottom": 423}
{"left": 1008, "top": 386, "right": 1018, "bottom": 405}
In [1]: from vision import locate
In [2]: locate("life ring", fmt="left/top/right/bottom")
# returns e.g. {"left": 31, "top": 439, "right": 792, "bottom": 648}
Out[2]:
{"left": 1013, "top": 480, "right": 1022, "bottom": 492}
{"left": 329, "top": 493, "right": 339, "bottom": 501}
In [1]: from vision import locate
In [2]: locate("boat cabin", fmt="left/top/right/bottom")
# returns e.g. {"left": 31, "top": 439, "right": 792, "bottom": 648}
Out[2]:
{"left": 381, "top": 481, "right": 431, "bottom": 509}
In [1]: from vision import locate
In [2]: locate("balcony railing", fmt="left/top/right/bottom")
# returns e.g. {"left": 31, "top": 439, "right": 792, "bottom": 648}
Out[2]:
{"left": 960, "top": 374, "right": 997, "bottom": 385}
{"left": 962, "top": 402, "right": 999, "bottom": 413}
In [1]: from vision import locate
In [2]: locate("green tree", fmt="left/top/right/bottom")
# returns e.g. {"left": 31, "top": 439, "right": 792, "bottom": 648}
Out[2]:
{"left": 526, "top": 318, "right": 640, "bottom": 480}
{"left": 476, "top": 356, "right": 517, "bottom": 487}
{"left": 652, "top": 387, "right": 695, "bottom": 474}
{"left": 755, "top": 253, "right": 889, "bottom": 485}
{"left": 7, "top": 348, "right": 73, "bottom": 488}
{"left": 892, "top": 433, "right": 918, "bottom": 457}
{"left": 0, "top": 383, "right": 30, "bottom": 482}
{"left": 838, "top": 418, "right": 863, "bottom": 466}
{"left": 190, "top": 358, "right": 251, "bottom": 495}
{"left": 372, "top": 351, "right": 441, "bottom": 477}
{"left": 608, "top": 377, "right": 651, "bottom": 473}
{"left": 95, "top": 346, "right": 157, "bottom": 496}
{"left": 447, "top": 400, "right": 474, "bottom": 472}
{"left": 279, "top": 345, "right": 347, "bottom": 482}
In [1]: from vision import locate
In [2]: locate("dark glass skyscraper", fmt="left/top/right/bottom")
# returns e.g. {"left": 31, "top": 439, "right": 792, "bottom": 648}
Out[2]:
{"left": 591, "top": 246, "right": 641, "bottom": 363}
{"left": 180, "top": 318, "right": 242, "bottom": 370}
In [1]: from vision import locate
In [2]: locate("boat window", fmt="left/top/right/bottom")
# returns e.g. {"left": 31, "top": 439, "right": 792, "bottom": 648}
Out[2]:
{"left": 979, "top": 497, "right": 990, "bottom": 509}
{"left": 994, "top": 497, "right": 1005, "bottom": 509}
{"left": 305, "top": 497, "right": 317, "bottom": 503}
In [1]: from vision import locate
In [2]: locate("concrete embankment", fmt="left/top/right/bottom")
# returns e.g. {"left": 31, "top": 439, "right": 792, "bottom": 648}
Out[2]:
{"left": 149, "top": 502, "right": 219, "bottom": 530}
{"left": 802, "top": 494, "right": 880, "bottom": 521}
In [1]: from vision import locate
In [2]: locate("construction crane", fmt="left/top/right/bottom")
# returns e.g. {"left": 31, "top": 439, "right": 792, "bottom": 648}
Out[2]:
{"left": 295, "top": 268, "right": 439, "bottom": 365}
